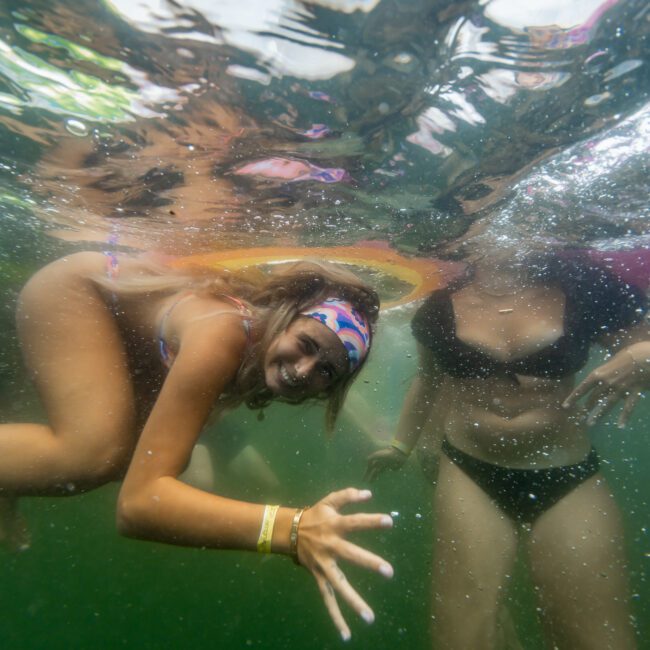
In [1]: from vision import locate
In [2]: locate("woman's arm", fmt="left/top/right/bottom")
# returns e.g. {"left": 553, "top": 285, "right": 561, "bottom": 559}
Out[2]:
{"left": 366, "top": 344, "right": 443, "bottom": 480}
{"left": 117, "top": 320, "right": 263, "bottom": 545}
{"left": 117, "top": 319, "right": 393, "bottom": 640}
{"left": 563, "top": 322, "right": 650, "bottom": 427}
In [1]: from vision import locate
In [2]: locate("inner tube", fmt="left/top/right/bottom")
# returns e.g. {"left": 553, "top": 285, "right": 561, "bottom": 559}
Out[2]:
{"left": 170, "top": 243, "right": 449, "bottom": 308}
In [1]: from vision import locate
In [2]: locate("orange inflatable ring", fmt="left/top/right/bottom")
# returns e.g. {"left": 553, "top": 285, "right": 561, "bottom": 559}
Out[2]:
{"left": 171, "top": 244, "right": 447, "bottom": 308}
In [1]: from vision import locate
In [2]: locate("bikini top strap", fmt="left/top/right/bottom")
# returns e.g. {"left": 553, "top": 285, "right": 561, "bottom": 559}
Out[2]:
{"left": 159, "top": 292, "right": 194, "bottom": 367}
{"left": 159, "top": 293, "right": 253, "bottom": 368}
{"left": 218, "top": 294, "right": 252, "bottom": 343}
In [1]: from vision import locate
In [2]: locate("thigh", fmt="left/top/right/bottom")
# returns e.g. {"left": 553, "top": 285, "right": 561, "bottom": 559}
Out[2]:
{"left": 527, "top": 474, "right": 637, "bottom": 650}
{"left": 16, "top": 254, "right": 137, "bottom": 443}
{"left": 432, "top": 456, "right": 519, "bottom": 650}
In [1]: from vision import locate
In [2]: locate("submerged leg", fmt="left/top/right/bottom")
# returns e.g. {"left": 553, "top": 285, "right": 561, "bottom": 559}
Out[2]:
{"left": 0, "top": 497, "right": 30, "bottom": 552}
{"left": 0, "top": 254, "right": 138, "bottom": 546}
{"left": 432, "top": 457, "right": 520, "bottom": 650}
{"left": 527, "top": 474, "right": 637, "bottom": 650}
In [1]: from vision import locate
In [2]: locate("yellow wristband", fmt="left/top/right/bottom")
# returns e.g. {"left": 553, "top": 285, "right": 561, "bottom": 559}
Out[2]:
{"left": 390, "top": 438, "right": 412, "bottom": 456}
{"left": 257, "top": 504, "right": 280, "bottom": 553}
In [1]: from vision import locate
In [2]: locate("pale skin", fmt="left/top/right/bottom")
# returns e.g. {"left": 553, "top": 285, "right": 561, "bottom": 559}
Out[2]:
{"left": 368, "top": 258, "right": 649, "bottom": 649}
{"left": 0, "top": 251, "right": 393, "bottom": 641}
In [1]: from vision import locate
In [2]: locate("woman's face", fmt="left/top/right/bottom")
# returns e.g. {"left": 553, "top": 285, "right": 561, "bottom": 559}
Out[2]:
{"left": 264, "top": 316, "right": 349, "bottom": 399}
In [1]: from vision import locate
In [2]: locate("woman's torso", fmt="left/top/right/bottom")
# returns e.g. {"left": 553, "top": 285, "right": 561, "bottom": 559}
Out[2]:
{"left": 414, "top": 255, "right": 645, "bottom": 467}
{"left": 437, "top": 284, "right": 589, "bottom": 468}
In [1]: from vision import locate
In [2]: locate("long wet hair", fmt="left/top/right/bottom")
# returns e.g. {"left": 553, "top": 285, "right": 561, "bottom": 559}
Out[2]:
{"left": 96, "top": 257, "right": 379, "bottom": 431}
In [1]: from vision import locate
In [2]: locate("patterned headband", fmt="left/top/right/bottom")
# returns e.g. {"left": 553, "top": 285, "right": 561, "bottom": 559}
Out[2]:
{"left": 301, "top": 298, "right": 371, "bottom": 372}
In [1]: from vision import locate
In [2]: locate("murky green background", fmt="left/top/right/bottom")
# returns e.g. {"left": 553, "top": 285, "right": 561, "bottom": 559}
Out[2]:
{"left": 0, "top": 0, "right": 649, "bottom": 647}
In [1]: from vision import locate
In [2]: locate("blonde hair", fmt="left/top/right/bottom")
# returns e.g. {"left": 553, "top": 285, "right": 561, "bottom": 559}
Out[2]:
{"left": 97, "top": 257, "right": 379, "bottom": 431}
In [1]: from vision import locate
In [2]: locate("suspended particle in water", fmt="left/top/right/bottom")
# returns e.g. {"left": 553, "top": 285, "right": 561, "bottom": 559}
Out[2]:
{"left": 393, "top": 52, "right": 413, "bottom": 66}
{"left": 65, "top": 119, "right": 88, "bottom": 137}
{"left": 603, "top": 59, "right": 643, "bottom": 82}
{"left": 584, "top": 92, "right": 612, "bottom": 107}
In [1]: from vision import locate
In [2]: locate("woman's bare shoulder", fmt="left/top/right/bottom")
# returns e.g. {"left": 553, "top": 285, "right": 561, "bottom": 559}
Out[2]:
{"left": 180, "top": 302, "right": 250, "bottom": 353}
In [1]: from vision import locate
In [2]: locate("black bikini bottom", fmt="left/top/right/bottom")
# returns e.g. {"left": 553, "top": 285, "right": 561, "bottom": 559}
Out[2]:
{"left": 441, "top": 438, "right": 600, "bottom": 524}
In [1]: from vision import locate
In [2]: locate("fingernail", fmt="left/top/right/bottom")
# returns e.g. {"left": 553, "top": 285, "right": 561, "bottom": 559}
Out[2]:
{"left": 379, "top": 563, "right": 394, "bottom": 578}
{"left": 341, "top": 630, "right": 351, "bottom": 642}
{"left": 380, "top": 515, "right": 393, "bottom": 528}
{"left": 361, "top": 609, "right": 375, "bottom": 624}
{"left": 359, "top": 489, "right": 372, "bottom": 499}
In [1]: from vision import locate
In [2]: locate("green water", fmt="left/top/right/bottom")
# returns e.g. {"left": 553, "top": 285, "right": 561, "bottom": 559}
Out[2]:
{"left": 0, "top": 0, "right": 649, "bottom": 647}
{"left": 1, "top": 269, "right": 649, "bottom": 647}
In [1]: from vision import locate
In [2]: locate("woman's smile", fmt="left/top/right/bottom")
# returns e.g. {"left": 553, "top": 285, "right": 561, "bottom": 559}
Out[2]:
{"left": 279, "top": 362, "right": 301, "bottom": 388}
{"left": 265, "top": 316, "right": 349, "bottom": 398}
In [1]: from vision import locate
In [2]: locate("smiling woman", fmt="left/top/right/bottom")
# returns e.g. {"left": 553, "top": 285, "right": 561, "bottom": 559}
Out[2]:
{"left": 0, "top": 250, "right": 391, "bottom": 642}
{"left": 265, "top": 308, "right": 353, "bottom": 399}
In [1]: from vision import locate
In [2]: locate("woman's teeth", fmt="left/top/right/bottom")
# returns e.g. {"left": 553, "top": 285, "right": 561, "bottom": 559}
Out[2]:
{"left": 280, "top": 365, "right": 299, "bottom": 386}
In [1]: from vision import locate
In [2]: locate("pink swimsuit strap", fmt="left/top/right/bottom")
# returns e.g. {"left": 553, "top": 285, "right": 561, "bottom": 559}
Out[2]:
{"left": 158, "top": 293, "right": 252, "bottom": 369}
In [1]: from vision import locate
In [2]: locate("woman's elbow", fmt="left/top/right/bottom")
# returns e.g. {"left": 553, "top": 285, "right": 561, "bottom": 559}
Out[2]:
{"left": 116, "top": 490, "right": 149, "bottom": 538}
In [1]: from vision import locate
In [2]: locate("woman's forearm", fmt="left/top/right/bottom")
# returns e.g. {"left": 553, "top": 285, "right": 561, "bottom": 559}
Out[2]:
{"left": 622, "top": 340, "right": 650, "bottom": 368}
{"left": 117, "top": 477, "right": 295, "bottom": 553}
{"left": 392, "top": 373, "right": 439, "bottom": 454}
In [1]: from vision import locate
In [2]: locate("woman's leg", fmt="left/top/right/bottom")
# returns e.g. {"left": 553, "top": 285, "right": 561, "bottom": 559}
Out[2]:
{"left": 432, "top": 456, "right": 520, "bottom": 650}
{"left": 0, "top": 253, "right": 137, "bottom": 496}
{"left": 0, "top": 497, "right": 30, "bottom": 551}
{"left": 527, "top": 474, "right": 637, "bottom": 650}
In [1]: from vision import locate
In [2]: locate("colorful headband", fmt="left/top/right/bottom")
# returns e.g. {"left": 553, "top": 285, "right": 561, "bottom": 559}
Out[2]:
{"left": 301, "top": 298, "right": 371, "bottom": 372}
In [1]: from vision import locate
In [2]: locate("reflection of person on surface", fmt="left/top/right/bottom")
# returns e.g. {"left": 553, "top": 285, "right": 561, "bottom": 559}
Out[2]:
{"left": 367, "top": 233, "right": 648, "bottom": 649}
{"left": 0, "top": 251, "right": 394, "bottom": 641}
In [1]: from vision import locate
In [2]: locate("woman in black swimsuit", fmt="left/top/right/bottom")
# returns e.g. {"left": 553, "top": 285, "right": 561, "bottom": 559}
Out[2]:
{"left": 367, "top": 236, "right": 649, "bottom": 649}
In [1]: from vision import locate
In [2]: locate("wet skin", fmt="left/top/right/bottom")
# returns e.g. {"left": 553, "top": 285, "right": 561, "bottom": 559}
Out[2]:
{"left": 264, "top": 316, "right": 349, "bottom": 399}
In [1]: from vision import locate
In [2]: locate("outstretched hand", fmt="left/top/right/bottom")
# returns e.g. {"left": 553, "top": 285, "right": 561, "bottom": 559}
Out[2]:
{"left": 296, "top": 488, "right": 393, "bottom": 641}
{"left": 364, "top": 446, "right": 409, "bottom": 482}
{"left": 563, "top": 344, "right": 650, "bottom": 427}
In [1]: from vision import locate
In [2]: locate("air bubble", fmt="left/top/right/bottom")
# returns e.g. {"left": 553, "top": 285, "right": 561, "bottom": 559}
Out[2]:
{"left": 65, "top": 119, "right": 88, "bottom": 137}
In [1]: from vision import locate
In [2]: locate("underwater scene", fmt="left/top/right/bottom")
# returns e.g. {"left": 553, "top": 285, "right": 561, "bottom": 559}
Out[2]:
{"left": 0, "top": 0, "right": 649, "bottom": 648}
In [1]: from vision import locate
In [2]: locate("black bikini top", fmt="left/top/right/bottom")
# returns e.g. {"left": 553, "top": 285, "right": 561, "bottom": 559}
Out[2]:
{"left": 412, "top": 255, "right": 646, "bottom": 380}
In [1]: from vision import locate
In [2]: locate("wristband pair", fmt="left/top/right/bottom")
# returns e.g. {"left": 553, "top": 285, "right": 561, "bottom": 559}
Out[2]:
{"left": 256, "top": 504, "right": 309, "bottom": 562}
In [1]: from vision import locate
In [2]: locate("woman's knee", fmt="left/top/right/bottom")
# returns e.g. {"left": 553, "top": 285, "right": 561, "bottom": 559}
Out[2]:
{"left": 59, "top": 427, "right": 135, "bottom": 489}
